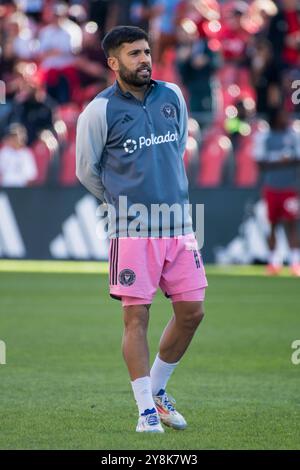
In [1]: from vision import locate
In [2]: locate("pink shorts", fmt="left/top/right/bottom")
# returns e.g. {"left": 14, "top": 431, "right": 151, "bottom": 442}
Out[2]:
{"left": 109, "top": 233, "right": 208, "bottom": 306}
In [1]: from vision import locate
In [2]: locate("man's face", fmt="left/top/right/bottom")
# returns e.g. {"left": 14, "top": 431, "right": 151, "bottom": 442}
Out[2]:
{"left": 110, "top": 39, "right": 152, "bottom": 87}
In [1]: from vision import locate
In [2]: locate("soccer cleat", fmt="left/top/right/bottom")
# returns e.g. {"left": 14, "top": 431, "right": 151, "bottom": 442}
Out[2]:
{"left": 266, "top": 264, "right": 282, "bottom": 276}
{"left": 154, "top": 389, "right": 187, "bottom": 430}
{"left": 290, "top": 264, "right": 300, "bottom": 277}
{"left": 136, "top": 408, "right": 164, "bottom": 433}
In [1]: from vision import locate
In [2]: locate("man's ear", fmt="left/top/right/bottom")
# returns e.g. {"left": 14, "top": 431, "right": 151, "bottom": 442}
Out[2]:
{"left": 107, "top": 56, "right": 119, "bottom": 72}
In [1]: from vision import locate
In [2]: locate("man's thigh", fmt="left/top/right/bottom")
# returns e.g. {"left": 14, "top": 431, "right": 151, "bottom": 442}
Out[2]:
{"left": 159, "top": 234, "right": 208, "bottom": 299}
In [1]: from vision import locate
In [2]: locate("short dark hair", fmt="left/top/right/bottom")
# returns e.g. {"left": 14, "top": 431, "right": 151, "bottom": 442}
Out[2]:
{"left": 101, "top": 25, "right": 149, "bottom": 58}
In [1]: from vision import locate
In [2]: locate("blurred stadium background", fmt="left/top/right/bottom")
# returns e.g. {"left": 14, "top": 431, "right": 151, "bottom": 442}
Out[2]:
{"left": 0, "top": 0, "right": 300, "bottom": 264}
{"left": 1, "top": 0, "right": 300, "bottom": 451}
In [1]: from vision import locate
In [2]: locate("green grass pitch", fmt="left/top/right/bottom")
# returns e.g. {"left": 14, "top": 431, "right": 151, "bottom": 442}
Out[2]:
{"left": 0, "top": 261, "right": 299, "bottom": 450}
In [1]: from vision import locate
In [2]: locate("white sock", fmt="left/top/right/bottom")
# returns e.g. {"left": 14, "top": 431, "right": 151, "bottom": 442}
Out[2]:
{"left": 290, "top": 249, "right": 300, "bottom": 266}
{"left": 150, "top": 354, "right": 179, "bottom": 396}
{"left": 268, "top": 250, "right": 282, "bottom": 266}
{"left": 131, "top": 376, "right": 156, "bottom": 416}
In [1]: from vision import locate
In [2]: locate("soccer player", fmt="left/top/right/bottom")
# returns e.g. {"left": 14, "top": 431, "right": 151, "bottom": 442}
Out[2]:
{"left": 254, "top": 108, "right": 300, "bottom": 276}
{"left": 76, "top": 26, "right": 208, "bottom": 433}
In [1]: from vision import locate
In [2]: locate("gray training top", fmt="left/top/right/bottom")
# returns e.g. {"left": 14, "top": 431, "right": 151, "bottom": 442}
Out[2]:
{"left": 76, "top": 79, "right": 193, "bottom": 237}
{"left": 253, "top": 128, "right": 300, "bottom": 189}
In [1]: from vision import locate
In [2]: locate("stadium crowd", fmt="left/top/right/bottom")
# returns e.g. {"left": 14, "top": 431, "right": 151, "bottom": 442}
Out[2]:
{"left": 1, "top": 0, "right": 300, "bottom": 188}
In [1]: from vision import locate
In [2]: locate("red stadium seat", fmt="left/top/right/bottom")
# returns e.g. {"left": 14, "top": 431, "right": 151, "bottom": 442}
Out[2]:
{"left": 197, "top": 125, "right": 230, "bottom": 186}
{"left": 59, "top": 139, "right": 77, "bottom": 186}
{"left": 235, "top": 131, "right": 259, "bottom": 187}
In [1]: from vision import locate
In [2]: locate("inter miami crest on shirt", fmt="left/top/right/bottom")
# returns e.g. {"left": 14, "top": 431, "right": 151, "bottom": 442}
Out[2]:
{"left": 160, "top": 103, "right": 176, "bottom": 120}
{"left": 119, "top": 269, "right": 136, "bottom": 286}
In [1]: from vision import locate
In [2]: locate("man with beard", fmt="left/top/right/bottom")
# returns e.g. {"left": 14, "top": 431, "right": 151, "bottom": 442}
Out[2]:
{"left": 76, "top": 26, "right": 207, "bottom": 433}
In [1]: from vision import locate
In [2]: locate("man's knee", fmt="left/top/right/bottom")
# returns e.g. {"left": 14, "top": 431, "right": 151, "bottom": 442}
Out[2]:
{"left": 189, "top": 305, "right": 204, "bottom": 329}
{"left": 175, "top": 302, "right": 204, "bottom": 330}
{"left": 123, "top": 305, "right": 149, "bottom": 332}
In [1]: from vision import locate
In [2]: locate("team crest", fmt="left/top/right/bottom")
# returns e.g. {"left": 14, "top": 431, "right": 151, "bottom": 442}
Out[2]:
{"left": 119, "top": 269, "right": 136, "bottom": 286}
{"left": 160, "top": 103, "right": 176, "bottom": 120}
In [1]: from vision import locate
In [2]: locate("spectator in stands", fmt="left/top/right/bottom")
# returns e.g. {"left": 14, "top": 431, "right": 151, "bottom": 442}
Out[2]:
{"left": 175, "top": 0, "right": 220, "bottom": 38}
{"left": 281, "top": 0, "right": 300, "bottom": 69}
{"left": 249, "top": 38, "right": 281, "bottom": 114}
{"left": 253, "top": 108, "right": 300, "bottom": 276}
{"left": 150, "top": 0, "right": 182, "bottom": 62}
{"left": 88, "top": 0, "right": 110, "bottom": 36}
{"left": 7, "top": 75, "right": 55, "bottom": 145}
{"left": 74, "top": 22, "right": 108, "bottom": 103}
{"left": 176, "top": 17, "right": 218, "bottom": 115}
{"left": 0, "top": 11, "right": 28, "bottom": 86}
{"left": 267, "top": 0, "right": 300, "bottom": 112}
{"left": 207, "top": 1, "right": 255, "bottom": 121}
{"left": 129, "top": 0, "right": 156, "bottom": 31}
{"left": 106, "top": 0, "right": 154, "bottom": 33}
{"left": 68, "top": 2, "right": 88, "bottom": 27}
{"left": 0, "top": 0, "right": 16, "bottom": 21}
{"left": 0, "top": 0, "right": 298, "bottom": 192}
{"left": 1, "top": 11, "right": 37, "bottom": 61}
{"left": 0, "top": 123, "right": 37, "bottom": 187}
{"left": 14, "top": 0, "right": 44, "bottom": 23}
{"left": 218, "top": 1, "right": 250, "bottom": 66}
{"left": 38, "top": 1, "right": 82, "bottom": 103}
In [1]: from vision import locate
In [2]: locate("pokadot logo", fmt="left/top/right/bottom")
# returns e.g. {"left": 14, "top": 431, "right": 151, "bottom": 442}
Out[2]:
{"left": 123, "top": 139, "right": 137, "bottom": 154}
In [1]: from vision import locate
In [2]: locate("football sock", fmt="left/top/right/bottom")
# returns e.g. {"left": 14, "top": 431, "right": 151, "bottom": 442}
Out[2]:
{"left": 290, "top": 248, "right": 300, "bottom": 266}
{"left": 150, "top": 354, "right": 179, "bottom": 396}
{"left": 268, "top": 250, "right": 282, "bottom": 266}
{"left": 131, "top": 376, "right": 157, "bottom": 416}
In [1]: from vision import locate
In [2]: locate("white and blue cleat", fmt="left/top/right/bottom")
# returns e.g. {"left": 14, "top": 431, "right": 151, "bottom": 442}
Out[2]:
{"left": 136, "top": 407, "right": 164, "bottom": 433}
{"left": 154, "top": 389, "right": 187, "bottom": 430}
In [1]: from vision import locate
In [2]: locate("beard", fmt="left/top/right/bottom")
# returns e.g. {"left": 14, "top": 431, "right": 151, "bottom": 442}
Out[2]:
{"left": 118, "top": 61, "right": 152, "bottom": 87}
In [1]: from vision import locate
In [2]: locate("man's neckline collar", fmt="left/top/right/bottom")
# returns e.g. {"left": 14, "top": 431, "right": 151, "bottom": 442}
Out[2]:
{"left": 114, "top": 79, "right": 157, "bottom": 99}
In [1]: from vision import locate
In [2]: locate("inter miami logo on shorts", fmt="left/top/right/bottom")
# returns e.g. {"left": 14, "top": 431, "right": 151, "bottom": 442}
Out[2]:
{"left": 160, "top": 103, "right": 176, "bottom": 120}
{"left": 119, "top": 269, "right": 136, "bottom": 286}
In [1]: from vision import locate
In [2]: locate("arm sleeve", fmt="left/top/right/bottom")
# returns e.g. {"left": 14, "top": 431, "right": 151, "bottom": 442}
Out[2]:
{"left": 165, "top": 82, "right": 188, "bottom": 158}
{"left": 76, "top": 97, "right": 108, "bottom": 202}
{"left": 177, "top": 87, "right": 189, "bottom": 158}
